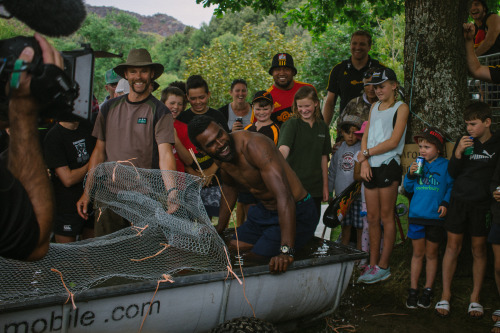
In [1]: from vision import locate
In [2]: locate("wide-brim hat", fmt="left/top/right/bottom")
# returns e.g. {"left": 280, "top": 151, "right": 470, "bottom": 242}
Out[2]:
{"left": 413, "top": 127, "right": 445, "bottom": 153}
{"left": 268, "top": 52, "right": 297, "bottom": 76}
{"left": 113, "top": 48, "right": 164, "bottom": 80}
{"left": 365, "top": 68, "right": 398, "bottom": 85}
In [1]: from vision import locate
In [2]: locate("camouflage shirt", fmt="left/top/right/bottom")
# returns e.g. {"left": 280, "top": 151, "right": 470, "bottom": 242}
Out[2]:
{"left": 339, "top": 94, "right": 372, "bottom": 124}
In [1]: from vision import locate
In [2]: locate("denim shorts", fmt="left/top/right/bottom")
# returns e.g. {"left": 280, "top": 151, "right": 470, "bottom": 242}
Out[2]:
{"left": 234, "top": 194, "right": 319, "bottom": 257}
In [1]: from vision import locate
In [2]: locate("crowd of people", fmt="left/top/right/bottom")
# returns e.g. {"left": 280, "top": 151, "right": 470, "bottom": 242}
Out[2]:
{"left": 4, "top": 0, "right": 500, "bottom": 330}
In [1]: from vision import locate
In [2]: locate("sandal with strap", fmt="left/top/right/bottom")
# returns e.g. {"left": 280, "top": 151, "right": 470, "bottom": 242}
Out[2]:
{"left": 492, "top": 320, "right": 500, "bottom": 333}
{"left": 435, "top": 300, "right": 450, "bottom": 318}
{"left": 493, "top": 309, "right": 500, "bottom": 322}
{"left": 468, "top": 302, "right": 484, "bottom": 319}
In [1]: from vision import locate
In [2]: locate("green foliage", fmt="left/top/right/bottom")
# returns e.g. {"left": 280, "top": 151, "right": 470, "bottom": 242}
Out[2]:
{"left": 372, "top": 14, "right": 405, "bottom": 81}
{"left": 183, "top": 24, "right": 306, "bottom": 108}
{"left": 160, "top": 1, "right": 307, "bottom": 75}
{"left": 300, "top": 9, "right": 405, "bottom": 94}
{"left": 197, "top": 0, "right": 404, "bottom": 36}
{"left": 57, "top": 11, "right": 156, "bottom": 101}
{"left": 0, "top": 19, "right": 31, "bottom": 39}
{"left": 300, "top": 24, "right": 353, "bottom": 95}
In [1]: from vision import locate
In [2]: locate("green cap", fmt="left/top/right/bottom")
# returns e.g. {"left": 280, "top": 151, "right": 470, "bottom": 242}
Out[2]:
{"left": 105, "top": 69, "right": 121, "bottom": 84}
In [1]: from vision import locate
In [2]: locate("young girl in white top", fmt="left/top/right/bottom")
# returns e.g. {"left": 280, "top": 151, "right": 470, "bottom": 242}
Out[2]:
{"left": 357, "top": 67, "right": 409, "bottom": 284}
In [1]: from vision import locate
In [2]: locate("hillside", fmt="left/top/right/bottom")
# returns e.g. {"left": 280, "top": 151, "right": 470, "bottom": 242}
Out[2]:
{"left": 86, "top": 5, "right": 189, "bottom": 37}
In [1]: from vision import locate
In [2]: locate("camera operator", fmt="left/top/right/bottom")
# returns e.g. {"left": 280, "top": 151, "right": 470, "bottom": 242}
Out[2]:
{"left": 0, "top": 34, "right": 63, "bottom": 261}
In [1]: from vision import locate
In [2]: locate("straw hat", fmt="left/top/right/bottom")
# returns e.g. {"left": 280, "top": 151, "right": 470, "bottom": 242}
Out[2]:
{"left": 113, "top": 49, "right": 164, "bottom": 80}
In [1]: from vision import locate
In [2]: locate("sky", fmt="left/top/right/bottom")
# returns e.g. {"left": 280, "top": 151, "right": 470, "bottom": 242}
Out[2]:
{"left": 84, "top": 0, "right": 216, "bottom": 28}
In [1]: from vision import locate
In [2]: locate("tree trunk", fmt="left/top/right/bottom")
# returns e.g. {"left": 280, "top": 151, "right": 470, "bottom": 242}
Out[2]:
{"left": 404, "top": 0, "right": 470, "bottom": 142}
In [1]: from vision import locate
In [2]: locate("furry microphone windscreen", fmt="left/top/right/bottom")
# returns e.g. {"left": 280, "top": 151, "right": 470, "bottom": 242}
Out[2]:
{"left": 4, "top": 0, "right": 86, "bottom": 37}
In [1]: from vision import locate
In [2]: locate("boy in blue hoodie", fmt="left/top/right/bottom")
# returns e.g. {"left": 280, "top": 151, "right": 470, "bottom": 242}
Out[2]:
{"left": 404, "top": 128, "right": 454, "bottom": 309}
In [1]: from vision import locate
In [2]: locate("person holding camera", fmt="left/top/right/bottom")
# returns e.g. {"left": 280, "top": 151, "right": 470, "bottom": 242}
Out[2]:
{"left": 0, "top": 34, "right": 64, "bottom": 261}
{"left": 218, "top": 79, "right": 252, "bottom": 132}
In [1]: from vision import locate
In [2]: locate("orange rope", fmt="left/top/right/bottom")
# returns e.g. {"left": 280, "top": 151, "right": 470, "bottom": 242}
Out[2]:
{"left": 188, "top": 149, "right": 206, "bottom": 178}
{"left": 223, "top": 247, "right": 242, "bottom": 285}
{"left": 131, "top": 243, "right": 171, "bottom": 262}
{"left": 214, "top": 174, "right": 255, "bottom": 318}
{"left": 112, "top": 158, "right": 139, "bottom": 182}
{"left": 51, "top": 268, "right": 76, "bottom": 309}
{"left": 131, "top": 224, "right": 149, "bottom": 236}
{"left": 96, "top": 208, "right": 102, "bottom": 223}
{"left": 138, "top": 274, "right": 174, "bottom": 332}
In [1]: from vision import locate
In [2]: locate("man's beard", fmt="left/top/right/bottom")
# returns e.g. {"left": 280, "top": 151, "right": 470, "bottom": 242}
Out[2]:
{"left": 209, "top": 135, "right": 236, "bottom": 162}
{"left": 275, "top": 78, "right": 292, "bottom": 89}
{"left": 130, "top": 80, "right": 150, "bottom": 94}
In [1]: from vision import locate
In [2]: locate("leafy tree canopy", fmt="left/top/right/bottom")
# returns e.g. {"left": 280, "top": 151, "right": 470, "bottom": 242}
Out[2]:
{"left": 197, "top": 0, "right": 404, "bottom": 35}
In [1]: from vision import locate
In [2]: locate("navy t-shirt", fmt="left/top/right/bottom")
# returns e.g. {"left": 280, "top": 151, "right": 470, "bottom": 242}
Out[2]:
{"left": 44, "top": 122, "right": 96, "bottom": 215}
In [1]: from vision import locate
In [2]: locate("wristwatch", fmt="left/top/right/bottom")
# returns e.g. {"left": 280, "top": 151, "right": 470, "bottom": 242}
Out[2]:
{"left": 363, "top": 149, "right": 370, "bottom": 157}
{"left": 280, "top": 245, "right": 295, "bottom": 257}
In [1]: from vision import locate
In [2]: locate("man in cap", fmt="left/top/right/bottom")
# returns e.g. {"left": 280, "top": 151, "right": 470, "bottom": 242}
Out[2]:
{"left": 77, "top": 48, "right": 177, "bottom": 236}
{"left": 470, "top": 0, "right": 500, "bottom": 56}
{"left": 323, "top": 30, "right": 383, "bottom": 127}
{"left": 266, "top": 52, "right": 314, "bottom": 126}
{"left": 100, "top": 69, "right": 121, "bottom": 108}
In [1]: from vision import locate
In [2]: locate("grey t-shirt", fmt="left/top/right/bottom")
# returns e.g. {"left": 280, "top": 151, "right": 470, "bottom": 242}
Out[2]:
{"left": 227, "top": 103, "right": 252, "bottom": 130}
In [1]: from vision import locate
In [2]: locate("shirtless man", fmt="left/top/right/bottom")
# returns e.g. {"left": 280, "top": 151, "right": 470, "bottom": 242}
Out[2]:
{"left": 188, "top": 115, "right": 318, "bottom": 273}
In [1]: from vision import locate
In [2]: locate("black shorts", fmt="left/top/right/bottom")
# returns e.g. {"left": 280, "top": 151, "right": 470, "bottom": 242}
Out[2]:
{"left": 444, "top": 197, "right": 490, "bottom": 237}
{"left": 54, "top": 212, "right": 94, "bottom": 237}
{"left": 408, "top": 222, "right": 445, "bottom": 243}
{"left": 364, "top": 159, "right": 402, "bottom": 189}
{"left": 488, "top": 223, "right": 500, "bottom": 244}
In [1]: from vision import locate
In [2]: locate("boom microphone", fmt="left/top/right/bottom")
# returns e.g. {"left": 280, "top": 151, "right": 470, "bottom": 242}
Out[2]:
{"left": 2, "top": 0, "right": 86, "bottom": 37}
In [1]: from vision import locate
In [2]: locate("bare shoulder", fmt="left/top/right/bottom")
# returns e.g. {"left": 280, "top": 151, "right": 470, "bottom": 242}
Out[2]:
{"left": 235, "top": 131, "right": 280, "bottom": 166}
{"left": 396, "top": 102, "right": 410, "bottom": 115}
{"left": 487, "top": 13, "right": 500, "bottom": 24}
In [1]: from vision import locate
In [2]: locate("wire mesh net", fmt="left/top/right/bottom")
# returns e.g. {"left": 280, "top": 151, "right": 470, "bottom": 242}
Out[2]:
{"left": 0, "top": 162, "right": 228, "bottom": 305}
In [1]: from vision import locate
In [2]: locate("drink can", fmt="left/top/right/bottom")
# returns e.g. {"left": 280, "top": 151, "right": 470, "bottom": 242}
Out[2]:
{"left": 414, "top": 156, "right": 425, "bottom": 176}
{"left": 464, "top": 136, "right": 474, "bottom": 155}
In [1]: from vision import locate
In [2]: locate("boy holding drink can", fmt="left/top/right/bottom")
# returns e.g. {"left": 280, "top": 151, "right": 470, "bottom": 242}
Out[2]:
{"left": 404, "top": 127, "right": 454, "bottom": 309}
{"left": 436, "top": 101, "right": 500, "bottom": 318}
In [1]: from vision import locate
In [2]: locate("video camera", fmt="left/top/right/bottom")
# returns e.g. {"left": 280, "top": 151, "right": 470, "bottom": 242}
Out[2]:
{"left": 0, "top": 36, "right": 94, "bottom": 122}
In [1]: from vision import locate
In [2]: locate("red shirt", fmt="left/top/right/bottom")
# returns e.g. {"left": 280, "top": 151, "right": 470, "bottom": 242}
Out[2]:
{"left": 173, "top": 120, "right": 197, "bottom": 172}
{"left": 266, "top": 80, "right": 314, "bottom": 126}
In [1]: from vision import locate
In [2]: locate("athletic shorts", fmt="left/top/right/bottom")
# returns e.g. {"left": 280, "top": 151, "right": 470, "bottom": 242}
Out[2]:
{"left": 342, "top": 199, "right": 363, "bottom": 229}
{"left": 407, "top": 223, "right": 445, "bottom": 243}
{"left": 54, "top": 212, "right": 94, "bottom": 237}
{"left": 237, "top": 191, "right": 258, "bottom": 205}
{"left": 364, "top": 159, "right": 402, "bottom": 189}
{"left": 234, "top": 193, "right": 319, "bottom": 257}
{"left": 444, "top": 197, "right": 490, "bottom": 237}
{"left": 488, "top": 223, "right": 500, "bottom": 244}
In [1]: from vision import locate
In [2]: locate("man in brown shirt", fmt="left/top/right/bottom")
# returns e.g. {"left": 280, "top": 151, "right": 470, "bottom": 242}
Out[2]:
{"left": 77, "top": 49, "right": 176, "bottom": 236}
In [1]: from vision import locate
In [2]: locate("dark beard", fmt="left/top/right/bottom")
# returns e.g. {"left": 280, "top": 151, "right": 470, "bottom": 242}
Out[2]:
{"left": 210, "top": 135, "right": 236, "bottom": 163}
{"left": 275, "top": 79, "right": 293, "bottom": 90}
